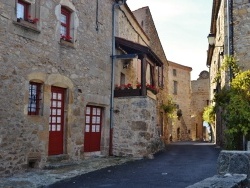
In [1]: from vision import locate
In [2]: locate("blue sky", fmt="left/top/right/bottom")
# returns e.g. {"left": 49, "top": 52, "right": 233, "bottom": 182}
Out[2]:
{"left": 127, "top": 0, "right": 213, "bottom": 80}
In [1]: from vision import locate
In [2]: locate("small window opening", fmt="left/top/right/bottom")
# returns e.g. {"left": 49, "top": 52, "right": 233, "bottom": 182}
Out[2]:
{"left": 60, "top": 7, "right": 72, "bottom": 41}
{"left": 28, "top": 82, "right": 42, "bottom": 115}
{"left": 17, "top": 0, "right": 30, "bottom": 20}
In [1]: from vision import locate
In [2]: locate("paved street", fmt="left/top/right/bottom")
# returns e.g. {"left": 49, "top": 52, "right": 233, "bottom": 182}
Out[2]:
{"left": 48, "top": 142, "right": 221, "bottom": 188}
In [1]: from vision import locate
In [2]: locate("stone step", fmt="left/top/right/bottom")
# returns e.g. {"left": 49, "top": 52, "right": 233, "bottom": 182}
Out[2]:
{"left": 45, "top": 154, "right": 72, "bottom": 169}
{"left": 47, "top": 154, "right": 69, "bottom": 163}
{"left": 44, "top": 161, "right": 79, "bottom": 170}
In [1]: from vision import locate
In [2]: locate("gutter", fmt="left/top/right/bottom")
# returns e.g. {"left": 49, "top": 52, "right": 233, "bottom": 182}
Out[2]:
{"left": 109, "top": 0, "right": 126, "bottom": 156}
{"left": 227, "top": 0, "right": 233, "bottom": 82}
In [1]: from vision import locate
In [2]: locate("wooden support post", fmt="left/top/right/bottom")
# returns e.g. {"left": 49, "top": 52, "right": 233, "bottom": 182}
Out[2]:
{"left": 140, "top": 54, "right": 147, "bottom": 96}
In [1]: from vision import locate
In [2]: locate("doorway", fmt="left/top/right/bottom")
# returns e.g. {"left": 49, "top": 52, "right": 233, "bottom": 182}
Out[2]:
{"left": 84, "top": 106, "right": 102, "bottom": 152}
{"left": 48, "top": 86, "right": 66, "bottom": 155}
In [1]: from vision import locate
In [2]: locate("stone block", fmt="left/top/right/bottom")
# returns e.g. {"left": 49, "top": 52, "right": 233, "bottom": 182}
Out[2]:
{"left": 131, "top": 121, "right": 147, "bottom": 131}
{"left": 218, "top": 150, "right": 250, "bottom": 177}
{"left": 186, "top": 174, "right": 247, "bottom": 188}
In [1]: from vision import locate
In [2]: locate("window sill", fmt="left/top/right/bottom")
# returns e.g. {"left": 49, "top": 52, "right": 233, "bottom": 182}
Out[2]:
{"left": 60, "top": 39, "right": 75, "bottom": 48}
{"left": 13, "top": 19, "right": 40, "bottom": 33}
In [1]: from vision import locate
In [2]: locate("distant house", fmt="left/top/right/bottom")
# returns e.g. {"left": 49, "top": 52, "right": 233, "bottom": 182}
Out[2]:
{"left": 191, "top": 71, "right": 210, "bottom": 141}
{"left": 168, "top": 61, "right": 192, "bottom": 142}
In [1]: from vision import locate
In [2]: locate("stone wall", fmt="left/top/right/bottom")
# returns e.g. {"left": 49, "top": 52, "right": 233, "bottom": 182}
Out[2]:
{"left": 190, "top": 71, "right": 210, "bottom": 141}
{"left": 0, "top": 0, "right": 114, "bottom": 176}
{"left": 233, "top": 0, "right": 250, "bottom": 71}
{"left": 113, "top": 97, "right": 163, "bottom": 158}
{"left": 168, "top": 61, "right": 192, "bottom": 141}
{"left": 218, "top": 150, "right": 250, "bottom": 177}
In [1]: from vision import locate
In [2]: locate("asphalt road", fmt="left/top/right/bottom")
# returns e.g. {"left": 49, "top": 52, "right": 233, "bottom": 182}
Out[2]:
{"left": 48, "top": 141, "right": 221, "bottom": 188}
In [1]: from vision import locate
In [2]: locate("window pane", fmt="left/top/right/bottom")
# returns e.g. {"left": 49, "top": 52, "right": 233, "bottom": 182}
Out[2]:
{"left": 52, "top": 125, "right": 56, "bottom": 131}
{"left": 97, "top": 108, "right": 101, "bottom": 115}
{"left": 92, "top": 125, "right": 96, "bottom": 132}
{"left": 86, "top": 116, "right": 90, "bottom": 123}
{"left": 86, "top": 107, "right": 91, "bottom": 115}
{"left": 58, "top": 93, "right": 62, "bottom": 100}
{"left": 96, "top": 125, "right": 100, "bottom": 132}
{"left": 93, "top": 108, "right": 97, "bottom": 115}
{"left": 17, "top": 3, "right": 24, "bottom": 19}
{"left": 85, "top": 125, "right": 90, "bottom": 132}
{"left": 60, "top": 25, "right": 67, "bottom": 35}
{"left": 60, "top": 14, "right": 67, "bottom": 24}
{"left": 52, "top": 109, "right": 57, "bottom": 115}
{"left": 28, "top": 83, "right": 41, "bottom": 115}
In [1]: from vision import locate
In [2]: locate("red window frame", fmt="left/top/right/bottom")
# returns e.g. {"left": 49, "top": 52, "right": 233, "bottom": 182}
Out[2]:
{"left": 28, "top": 82, "right": 42, "bottom": 115}
{"left": 17, "top": 0, "right": 30, "bottom": 20}
{"left": 61, "top": 7, "right": 71, "bottom": 37}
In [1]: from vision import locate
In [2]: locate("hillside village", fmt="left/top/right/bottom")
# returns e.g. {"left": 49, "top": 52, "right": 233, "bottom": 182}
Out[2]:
{"left": 4, "top": 1, "right": 250, "bottom": 185}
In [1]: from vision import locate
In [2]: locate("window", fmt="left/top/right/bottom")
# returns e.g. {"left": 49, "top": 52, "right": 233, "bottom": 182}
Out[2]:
{"left": 60, "top": 7, "right": 72, "bottom": 42}
{"left": 120, "top": 73, "right": 125, "bottom": 85}
{"left": 16, "top": 0, "right": 39, "bottom": 26}
{"left": 173, "top": 69, "right": 177, "bottom": 76}
{"left": 173, "top": 80, "right": 178, "bottom": 94}
{"left": 17, "top": 0, "right": 30, "bottom": 20}
{"left": 28, "top": 82, "right": 42, "bottom": 115}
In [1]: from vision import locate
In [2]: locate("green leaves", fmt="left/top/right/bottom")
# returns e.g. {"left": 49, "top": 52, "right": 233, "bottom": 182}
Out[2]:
{"left": 212, "top": 56, "right": 250, "bottom": 149}
{"left": 203, "top": 105, "right": 215, "bottom": 125}
{"left": 214, "top": 58, "right": 250, "bottom": 137}
{"left": 161, "top": 98, "right": 177, "bottom": 118}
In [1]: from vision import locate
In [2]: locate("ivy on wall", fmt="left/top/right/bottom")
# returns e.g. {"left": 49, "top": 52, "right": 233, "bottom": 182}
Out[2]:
{"left": 161, "top": 97, "right": 177, "bottom": 118}
{"left": 205, "top": 55, "right": 250, "bottom": 149}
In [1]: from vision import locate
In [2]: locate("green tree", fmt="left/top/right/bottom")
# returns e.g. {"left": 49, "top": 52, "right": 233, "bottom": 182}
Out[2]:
{"left": 224, "top": 70, "right": 250, "bottom": 136}
{"left": 213, "top": 55, "right": 250, "bottom": 149}
{"left": 203, "top": 105, "right": 215, "bottom": 125}
{"left": 203, "top": 105, "right": 215, "bottom": 142}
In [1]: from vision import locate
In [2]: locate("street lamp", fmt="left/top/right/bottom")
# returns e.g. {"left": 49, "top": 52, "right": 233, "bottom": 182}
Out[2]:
{"left": 207, "top": 33, "right": 224, "bottom": 48}
{"left": 207, "top": 33, "right": 216, "bottom": 46}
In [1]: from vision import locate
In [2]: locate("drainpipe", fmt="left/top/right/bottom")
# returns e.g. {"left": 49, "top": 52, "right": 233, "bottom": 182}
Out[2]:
{"left": 110, "top": 0, "right": 126, "bottom": 155}
{"left": 227, "top": 0, "right": 233, "bottom": 82}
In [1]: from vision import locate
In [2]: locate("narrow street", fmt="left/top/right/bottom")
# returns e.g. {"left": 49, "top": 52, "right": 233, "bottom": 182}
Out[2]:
{"left": 48, "top": 142, "right": 221, "bottom": 188}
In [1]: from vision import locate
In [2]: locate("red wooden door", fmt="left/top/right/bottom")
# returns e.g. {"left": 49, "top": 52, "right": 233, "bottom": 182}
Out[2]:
{"left": 84, "top": 106, "right": 102, "bottom": 152}
{"left": 48, "top": 86, "right": 65, "bottom": 155}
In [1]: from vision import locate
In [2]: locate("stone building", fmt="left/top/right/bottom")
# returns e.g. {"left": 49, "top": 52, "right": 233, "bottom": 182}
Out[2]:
{"left": 112, "top": 5, "right": 166, "bottom": 157}
{"left": 0, "top": 0, "right": 116, "bottom": 176}
{"left": 207, "top": 0, "right": 250, "bottom": 147}
{"left": 0, "top": 0, "right": 168, "bottom": 176}
{"left": 190, "top": 71, "right": 210, "bottom": 141}
{"left": 168, "top": 61, "right": 192, "bottom": 142}
{"left": 131, "top": 7, "right": 170, "bottom": 144}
